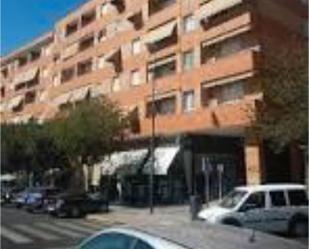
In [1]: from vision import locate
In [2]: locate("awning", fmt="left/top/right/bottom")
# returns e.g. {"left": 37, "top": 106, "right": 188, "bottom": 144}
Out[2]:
{"left": 144, "top": 21, "right": 177, "bottom": 46}
{"left": 199, "top": 0, "right": 243, "bottom": 20}
{"left": 62, "top": 42, "right": 79, "bottom": 59}
{"left": 143, "top": 146, "right": 179, "bottom": 175}
{"left": 53, "top": 92, "right": 72, "bottom": 106}
{"left": 14, "top": 68, "right": 38, "bottom": 85}
{"left": 100, "top": 149, "right": 148, "bottom": 175}
{"left": 202, "top": 71, "right": 254, "bottom": 89}
{"left": 8, "top": 95, "right": 23, "bottom": 110}
{"left": 70, "top": 86, "right": 90, "bottom": 102}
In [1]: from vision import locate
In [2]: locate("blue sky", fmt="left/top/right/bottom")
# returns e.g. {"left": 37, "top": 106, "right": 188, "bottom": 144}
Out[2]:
{"left": 1, "top": 0, "right": 87, "bottom": 56}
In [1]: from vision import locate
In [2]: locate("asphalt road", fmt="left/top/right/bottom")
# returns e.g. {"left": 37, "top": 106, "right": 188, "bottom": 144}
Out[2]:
{"left": 0, "top": 205, "right": 105, "bottom": 249}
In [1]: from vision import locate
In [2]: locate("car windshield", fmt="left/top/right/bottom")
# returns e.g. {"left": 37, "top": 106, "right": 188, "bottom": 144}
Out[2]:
{"left": 219, "top": 190, "right": 247, "bottom": 209}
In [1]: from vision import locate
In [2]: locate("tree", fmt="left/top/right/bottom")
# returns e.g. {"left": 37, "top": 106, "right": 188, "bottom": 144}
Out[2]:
{"left": 49, "top": 97, "right": 127, "bottom": 190}
{"left": 251, "top": 38, "right": 308, "bottom": 151}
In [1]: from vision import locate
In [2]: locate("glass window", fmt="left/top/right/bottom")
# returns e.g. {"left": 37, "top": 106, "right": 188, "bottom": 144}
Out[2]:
{"left": 182, "top": 90, "right": 195, "bottom": 112}
{"left": 270, "top": 191, "right": 287, "bottom": 207}
{"left": 183, "top": 14, "right": 196, "bottom": 33}
{"left": 220, "top": 190, "right": 247, "bottom": 209}
{"left": 183, "top": 50, "right": 194, "bottom": 71}
{"left": 218, "top": 81, "right": 244, "bottom": 103}
{"left": 134, "top": 240, "right": 154, "bottom": 249}
{"left": 239, "top": 192, "right": 265, "bottom": 211}
{"left": 80, "top": 232, "right": 135, "bottom": 249}
{"left": 112, "top": 77, "right": 121, "bottom": 92}
{"left": 146, "top": 96, "right": 176, "bottom": 117}
{"left": 288, "top": 190, "right": 308, "bottom": 206}
{"left": 132, "top": 38, "right": 141, "bottom": 55}
{"left": 131, "top": 70, "right": 141, "bottom": 86}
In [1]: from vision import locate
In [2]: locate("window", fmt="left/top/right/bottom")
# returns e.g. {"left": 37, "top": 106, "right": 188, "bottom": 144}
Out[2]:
{"left": 24, "top": 91, "right": 36, "bottom": 104}
{"left": 240, "top": 192, "right": 265, "bottom": 211}
{"left": 183, "top": 14, "right": 196, "bottom": 33}
{"left": 79, "top": 35, "right": 95, "bottom": 52}
{"left": 288, "top": 190, "right": 308, "bottom": 206}
{"left": 148, "top": 55, "right": 176, "bottom": 80}
{"left": 29, "top": 50, "right": 41, "bottom": 62}
{"left": 1, "top": 87, "right": 5, "bottom": 98}
{"left": 201, "top": 81, "right": 245, "bottom": 106}
{"left": 182, "top": 90, "right": 195, "bottom": 112}
{"left": 1, "top": 67, "right": 8, "bottom": 78}
{"left": 270, "top": 191, "right": 287, "bottom": 207}
{"left": 201, "top": 34, "right": 248, "bottom": 64}
{"left": 18, "top": 57, "right": 27, "bottom": 67}
{"left": 134, "top": 240, "right": 154, "bottom": 249}
{"left": 81, "top": 10, "right": 96, "bottom": 27}
{"left": 77, "top": 59, "right": 93, "bottom": 76}
{"left": 61, "top": 67, "right": 75, "bottom": 83}
{"left": 183, "top": 50, "right": 194, "bottom": 71}
{"left": 131, "top": 70, "right": 141, "bottom": 86}
{"left": 80, "top": 232, "right": 135, "bottom": 249}
{"left": 112, "top": 77, "right": 121, "bottom": 92}
{"left": 98, "top": 28, "right": 107, "bottom": 42}
{"left": 146, "top": 96, "right": 176, "bottom": 117}
{"left": 132, "top": 38, "right": 141, "bottom": 55}
{"left": 97, "top": 55, "right": 105, "bottom": 69}
{"left": 65, "top": 20, "right": 78, "bottom": 36}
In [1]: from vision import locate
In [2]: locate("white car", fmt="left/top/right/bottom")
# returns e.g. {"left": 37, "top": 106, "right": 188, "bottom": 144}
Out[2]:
{"left": 198, "top": 184, "right": 308, "bottom": 237}
{"left": 77, "top": 221, "right": 306, "bottom": 249}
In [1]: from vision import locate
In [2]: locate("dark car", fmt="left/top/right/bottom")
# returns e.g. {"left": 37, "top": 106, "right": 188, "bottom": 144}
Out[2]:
{"left": 25, "top": 187, "right": 61, "bottom": 213}
{"left": 47, "top": 192, "right": 109, "bottom": 218}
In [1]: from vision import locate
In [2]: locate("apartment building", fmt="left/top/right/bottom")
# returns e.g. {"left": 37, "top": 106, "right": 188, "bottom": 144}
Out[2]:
{"left": 1, "top": 0, "right": 307, "bottom": 202}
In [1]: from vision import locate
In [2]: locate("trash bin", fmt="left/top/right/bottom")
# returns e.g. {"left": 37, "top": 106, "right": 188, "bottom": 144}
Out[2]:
{"left": 189, "top": 195, "right": 202, "bottom": 220}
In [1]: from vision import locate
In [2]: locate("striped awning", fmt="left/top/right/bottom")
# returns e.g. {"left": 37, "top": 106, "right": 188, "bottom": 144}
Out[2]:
{"left": 14, "top": 68, "right": 38, "bottom": 85}
{"left": 199, "top": 0, "right": 244, "bottom": 20}
{"left": 144, "top": 21, "right": 177, "bottom": 45}
{"left": 8, "top": 95, "right": 23, "bottom": 110}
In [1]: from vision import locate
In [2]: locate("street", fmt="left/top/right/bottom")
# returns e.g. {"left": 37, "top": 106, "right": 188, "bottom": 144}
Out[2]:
{"left": 0, "top": 206, "right": 106, "bottom": 249}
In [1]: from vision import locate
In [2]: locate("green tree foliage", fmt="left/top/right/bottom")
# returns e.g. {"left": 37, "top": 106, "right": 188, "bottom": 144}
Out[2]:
{"left": 252, "top": 39, "right": 308, "bottom": 151}
{"left": 49, "top": 97, "right": 127, "bottom": 169}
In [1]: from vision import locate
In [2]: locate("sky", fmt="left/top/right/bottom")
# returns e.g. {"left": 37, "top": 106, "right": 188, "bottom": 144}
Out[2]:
{"left": 1, "top": 0, "right": 87, "bottom": 56}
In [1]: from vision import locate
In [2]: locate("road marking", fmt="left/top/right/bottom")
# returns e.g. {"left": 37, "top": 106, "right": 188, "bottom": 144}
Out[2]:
{"left": 35, "top": 222, "right": 86, "bottom": 238}
{"left": 1, "top": 226, "right": 32, "bottom": 244}
{"left": 55, "top": 221, "right": 97, "bottom": 234}
{"left": 14, "top": 224, "right": 60, "bottom": 240}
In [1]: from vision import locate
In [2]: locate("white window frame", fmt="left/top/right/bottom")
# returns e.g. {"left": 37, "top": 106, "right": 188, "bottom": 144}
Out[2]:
{"left": 131, "top": 70, "right": 141, "bottom": 86}
{"left": 182, "top": 90, "right": 195, "bottom": 112}
{"left": 132, "top": 38, "right": 141, "bottom": 55}
{"left": 183, "top": 14, "right": 196, "bottom": 33}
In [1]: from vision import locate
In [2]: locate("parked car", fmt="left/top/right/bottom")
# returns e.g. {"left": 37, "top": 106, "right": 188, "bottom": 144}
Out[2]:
{"left": 198, "top": 184, "right": 308, "bottom": 237}
{"left": 25, "top": 187, "right": 60, "bottom": 213}
{"left": 47, "top": 192, "right": 109, "bottom": 218}
{"left": 77, "top": 220, "right": 306, "bottom": 249}
{"left": 12, "top": 188, "right": 35, "bottom": 208}
{"left": 1, "top": 186, "right": 24, "bottom": 205}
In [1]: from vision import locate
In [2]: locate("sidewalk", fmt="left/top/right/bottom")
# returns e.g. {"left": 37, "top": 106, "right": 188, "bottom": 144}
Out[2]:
{"left": 87, "top": 204, "right": 192, "bottom": 226}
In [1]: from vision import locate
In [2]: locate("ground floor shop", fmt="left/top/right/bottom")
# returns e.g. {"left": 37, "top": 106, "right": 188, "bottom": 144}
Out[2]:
{"left": 89, "top": 133, "right": 305, "bottom": 206}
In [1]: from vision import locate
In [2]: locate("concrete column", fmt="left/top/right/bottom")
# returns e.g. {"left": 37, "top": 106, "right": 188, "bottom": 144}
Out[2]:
{"left": 244, "top": 136, "right": 265, "bottom": 185}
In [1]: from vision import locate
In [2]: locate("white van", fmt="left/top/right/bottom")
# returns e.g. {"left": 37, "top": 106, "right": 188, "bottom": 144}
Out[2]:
{"left": 198, "top": 184, "right": 308, "bottom": 237}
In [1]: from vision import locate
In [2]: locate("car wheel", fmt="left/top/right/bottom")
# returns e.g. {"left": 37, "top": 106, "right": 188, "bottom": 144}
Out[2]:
{"left": 222, "top": 218, "right": 242, "bottom": 227}
{"left": 289, "top": 217, "right": 308, "bottom": 237}
{"left": 71, "top": 207, "right": 81, "bottom": 218}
